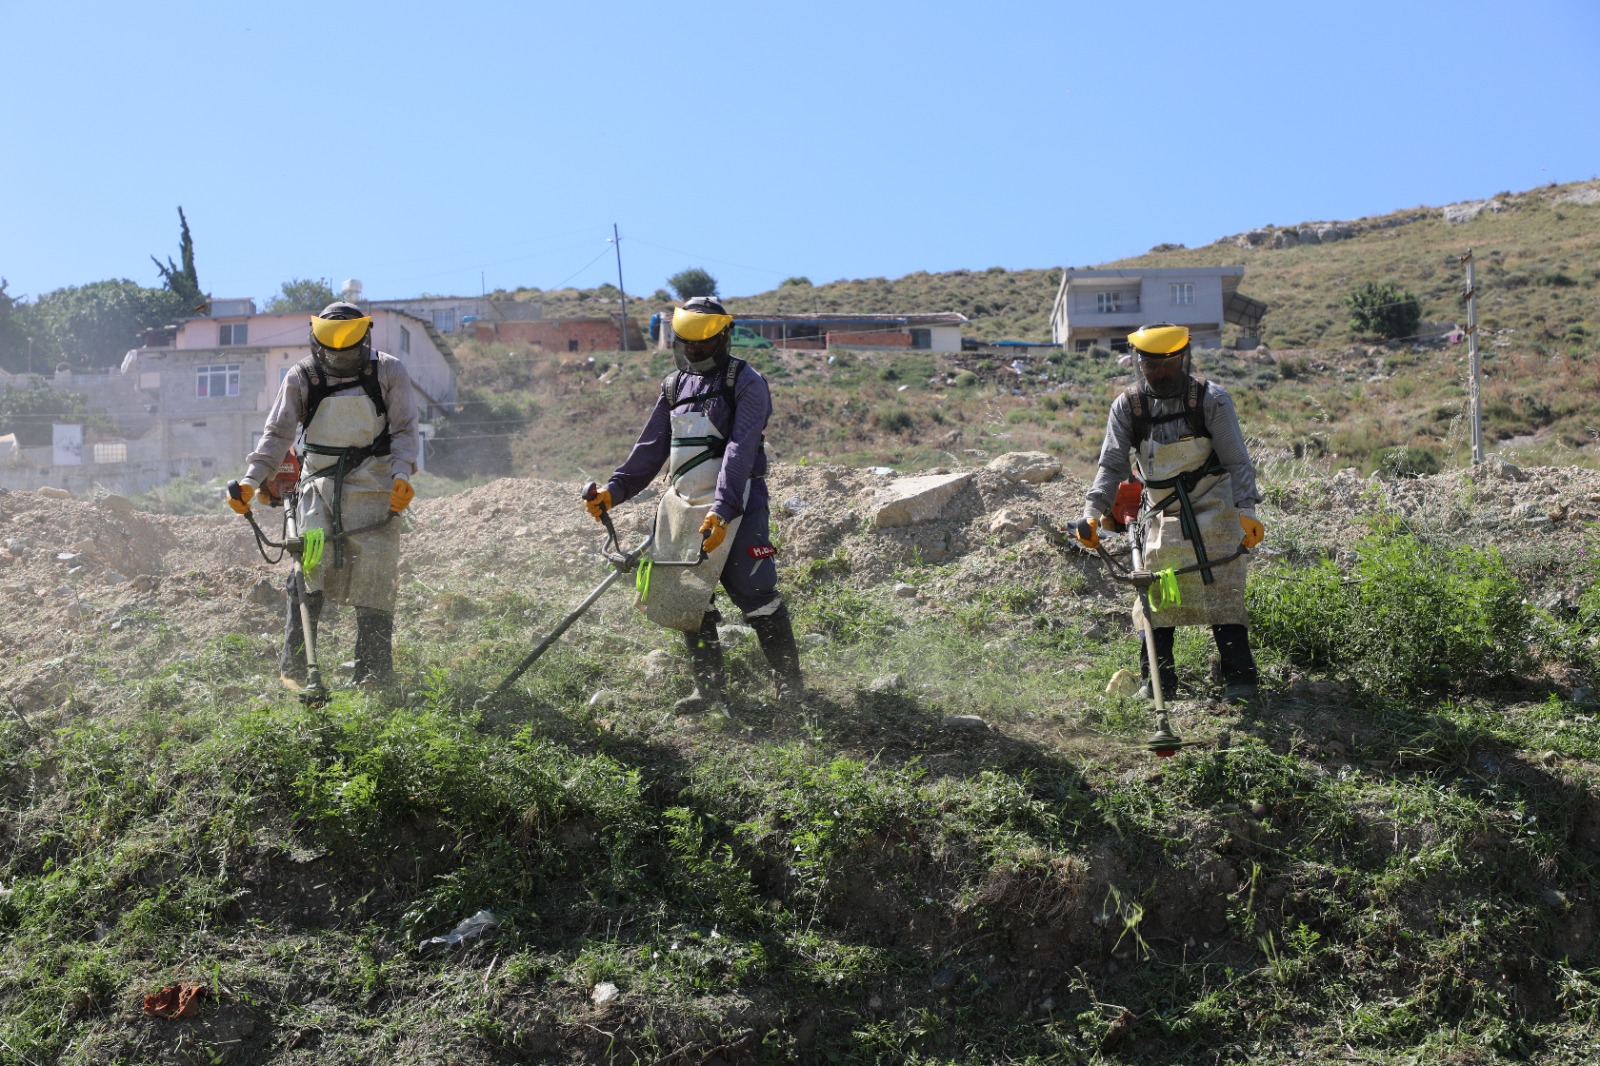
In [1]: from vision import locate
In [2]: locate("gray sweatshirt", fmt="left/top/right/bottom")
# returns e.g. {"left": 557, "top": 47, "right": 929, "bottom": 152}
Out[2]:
{"left": 243, "top": 351, "right": 420, "bottom": 488}
{"left": 1084, "top": 381, "right": 1259, "bottom": 521}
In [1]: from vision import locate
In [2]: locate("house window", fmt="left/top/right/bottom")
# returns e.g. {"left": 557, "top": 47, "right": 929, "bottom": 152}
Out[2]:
{"left": 93, "top": 442, "right": 128, "bottom": 464}
{"left": 400, "top": 325, "right": 411, "bottom": 353}
{"left": 196, "top": 364, "right": 240, "bottom": 398}
{"left": 1170, "top": 283, "right": 1195, "bottom": 306}
{"left": 218, "top": 322, "right": 248, "bottom": 345}
{"left": 568, "top": 339, "right": 580, "bottom": 352}
{"left": 432, "top": 309, "right": 456, "bottom": 332}
{"left": 909, "top": 328, "right": 932, "bottom": 350}
{"left": 1096, "top": 292, "right": 1122, "bottom": 313}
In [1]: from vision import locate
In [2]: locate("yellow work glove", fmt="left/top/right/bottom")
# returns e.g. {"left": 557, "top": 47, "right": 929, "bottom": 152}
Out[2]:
{"left": 584, "top": 487, "right": 614, "bottom": 523}
{"left": 699, "top": 512, "right": 728, "bottom": 554}
{"left": 389, "top": 477, "right": 415, "bottom": 513}
{"left": 1072, "top": 516, "right": 1101, "bottom": 550}
{"left": 1240, "top": 514, "right": 1264, "bottom": 550}
{"left": 226, "top": 480, "right": 254, "bottom": 515}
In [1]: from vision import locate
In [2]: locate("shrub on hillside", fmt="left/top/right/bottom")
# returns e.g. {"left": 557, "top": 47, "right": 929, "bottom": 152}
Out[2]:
{"left": 1248, "top": 520, "right": 1532, "bottom": 694}
{"left": 1345, "top": 281, "right": 1423, "bottom": 341}
{"left": 1374, "top": 445, "right": 1442, "bottom": 479}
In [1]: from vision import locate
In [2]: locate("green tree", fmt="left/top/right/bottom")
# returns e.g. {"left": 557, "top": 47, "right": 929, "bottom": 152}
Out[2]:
{"left": 0, "top": 381, "right": 91, "bottom": 446}
{"left": 1345, "top": 281, "right": 1422, "bottom": 340}
{"left": 667, "top": 267, "right": 718, "bottom": 301}
{"left": 264, "top": 277, "right": 338, "bottom": 313}
{"left": 0, "top": 278, "right": 29, "bottom": 374}
{"left": 151, "top": 206, "right": 204, "bottom": 308}
{"left": 780, "top": 276, "right": 813, "bottom": 288}
{"left": 17, "top": 280, "right": 186, "bottom": 369}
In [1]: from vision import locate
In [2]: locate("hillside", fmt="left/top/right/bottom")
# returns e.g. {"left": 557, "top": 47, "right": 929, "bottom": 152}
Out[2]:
{"left": 4, "top": 454, "right": 1600, "bottom": 1062}
{"left": 455, "top": 180, "right": 1600, "bottom": 487}
{"left": 494, "top": 179, "right": 1599, "bottom": 349}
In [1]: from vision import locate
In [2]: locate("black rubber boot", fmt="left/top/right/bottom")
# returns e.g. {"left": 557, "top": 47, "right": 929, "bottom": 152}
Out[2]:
{"left": 354, "top": 607, "right": 395, "bottom": 687}
{"left": 1213, "top": 624, "right": 1260, "bottom": 704}
{"left": 1137, "top": 625, "right": 1179, "bottom": 702}
{"left": 279, "top": 574, "right": 323, "bottom": 685}
{"left": 675, "top": 610, "right": 725, "bottom": 712}
{"left": 749, "top": 604, "right": 804, "bottom": 703}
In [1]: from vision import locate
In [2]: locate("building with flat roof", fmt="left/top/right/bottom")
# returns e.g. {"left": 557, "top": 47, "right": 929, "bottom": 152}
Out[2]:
{"left": 1050, "top": 267, "right": 1266, "bottom": 352}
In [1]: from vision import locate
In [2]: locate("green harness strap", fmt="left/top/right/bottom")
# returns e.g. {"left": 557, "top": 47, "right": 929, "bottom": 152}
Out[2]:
{"left": 1149, "top": 567, "right": 1181, "bottom": 612}
{"left": 301, "top": 527, "right": 325, "bottom": 576}
{"left": 635, "top": 556, "right": 653, "bottom": 603}
{"left": 670, "top": 435, "right": 724, "bottom": 484}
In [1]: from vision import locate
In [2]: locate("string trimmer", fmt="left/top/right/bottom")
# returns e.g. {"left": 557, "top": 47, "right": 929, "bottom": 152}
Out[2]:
{"left": 1089, "top": 535, "right": 1247, "bottom": 757}
{"left": 486, "top": 482, "right": 709, "bottom": 701}
{"left": 227, "top": 477, "right": 397, "bottom": 705}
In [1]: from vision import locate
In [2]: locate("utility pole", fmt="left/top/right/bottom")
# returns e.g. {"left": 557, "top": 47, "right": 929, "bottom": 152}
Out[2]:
{"left": 611, "top": 223, "right": 628, "bottom": 351}
{"left": 1462, "top": 249, "right": 1483, "bottom": 464}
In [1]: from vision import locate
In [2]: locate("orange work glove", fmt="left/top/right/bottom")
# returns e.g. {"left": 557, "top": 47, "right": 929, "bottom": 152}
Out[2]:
{"left": 389, "top": 477, "right": 415, "bottom": 513}
{"left": 1072, "top": 516, "right": 1101, "bottom": 550}
{"left": 1239, "top": 514, "right": 1264, "bottom": 550}
{"left": 226, "top": 480, "right": 255, "bottom": 515}
{"left": 699, "top": 512, "right": 728, "bottom": 554}
{"left": 584, "top": 487, "right": 614, "bottom": 523}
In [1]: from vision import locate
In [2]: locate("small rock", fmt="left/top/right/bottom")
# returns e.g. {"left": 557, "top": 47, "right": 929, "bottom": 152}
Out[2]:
{"left": 97, "top": 494, "right": 135, "bottom": 514}
{"left": 103, "top": 571, "right": 126, "bottom": 585}
{"left": 1105, "top": 668, "right": 1139, "bottom": 697}
{"left": 1265, "top": 881, "right": 1288, "bottom": 901}
{"left": 588, "top": 689, "right": 617, "bottom": 708}
{"left": 931, "top": 967, "right": 960, "bottom": 993}
{"left": 989, "top": 508, "right": 1035, "bottom": 544}
{"left": 246, "top": 577, "right": 279, "bottom": 608}
{"left": 868, "top": 673, "right": 903, "bottom": 694}
{"left": 1542, "top": 888, "right": 1569, "bottom": 910}
{"left": 893, "top": 583, "right": 918, "bottom": 598}
{"left": 1541, "top": 750, "right": 1560, "bottom": 767}
{"left": 986, "top": 451, "right": 1061, "bottom": 483}
{"left": 36, "top": 486, "right": 71, "bottom": 500}
{"left": 643, "top": 649, "right": 674, "bottom": 680}
{"left": 717, "top": 624, "right": 754, "bottom": 646}
{"left": 1571, "top": 687, "right": 1597, "bottom": 708}
{"left": 65, "top": 600, "right": 94, "bottom": 620}
{"left": 942, "top": 715, "right": 989, "bottom": 731}
{"left": 781, "top": 496, "right": 808, "bottom": 516}
{"left": 591, "top": 981, "right": 620, "bottom": 1006}
{"left": 802, "top": 632, "right": 829, "bottom": 647}
{"left": 1251, "top": 801, "right": 1269, "bottom": 819}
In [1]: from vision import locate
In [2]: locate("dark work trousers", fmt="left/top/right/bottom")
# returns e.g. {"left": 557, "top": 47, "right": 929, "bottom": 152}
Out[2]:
{"left": 714, "top": 486, "right": 784, "bottom": 620}
{"left": 1139, "top": 623, "right": 1259, "bottom": 695}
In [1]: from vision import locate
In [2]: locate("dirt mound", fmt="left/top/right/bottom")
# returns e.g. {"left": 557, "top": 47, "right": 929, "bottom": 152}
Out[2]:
{"left": 3, "top": 458, "right": 1592, "bottom": 714}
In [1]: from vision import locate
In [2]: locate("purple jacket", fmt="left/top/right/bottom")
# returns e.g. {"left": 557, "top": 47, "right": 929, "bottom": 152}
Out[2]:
{"left": 605, "top": 361, "right": 772, "bottom": 520}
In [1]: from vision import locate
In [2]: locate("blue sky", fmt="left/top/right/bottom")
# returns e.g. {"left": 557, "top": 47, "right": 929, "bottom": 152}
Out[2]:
{"left": 3, "top": 0, "right": 1597, "bottom": 306}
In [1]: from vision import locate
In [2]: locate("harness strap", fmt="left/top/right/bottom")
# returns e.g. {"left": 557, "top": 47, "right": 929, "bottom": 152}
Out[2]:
{"left": 1142, "top": 449, "right": 1228, "bottom": 584}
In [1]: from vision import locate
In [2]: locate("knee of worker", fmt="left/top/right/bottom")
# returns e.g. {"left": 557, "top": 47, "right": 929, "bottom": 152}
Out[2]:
{"left": 736, "top": 596, "right": 788, "bottom": 626}
{"left": 722, "top": 550, "right": 780, "bottom": 615}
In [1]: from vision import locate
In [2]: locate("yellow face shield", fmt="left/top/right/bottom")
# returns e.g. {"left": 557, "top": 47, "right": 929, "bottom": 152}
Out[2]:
{"left": 310, "top": 315, "right": 373, "bottom": 351}
{"left": 672, "top": 307, "right": 733, "bottom": 342}
{"left": 1127, "top": 324, "right": 1190, "bottom": 355}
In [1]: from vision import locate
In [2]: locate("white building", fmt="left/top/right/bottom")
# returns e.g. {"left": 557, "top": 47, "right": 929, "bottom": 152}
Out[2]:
{"left": 1050, "top": 267, "right": 1267, "bottom": 352}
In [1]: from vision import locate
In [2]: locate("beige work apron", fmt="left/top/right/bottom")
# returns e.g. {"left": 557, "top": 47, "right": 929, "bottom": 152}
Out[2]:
{"left": 297, "top": 391, "right": 400, "bottom": 612}
{"left": 1130, "top": 436, "right": 1248, "bottom": 632}
{"left": 636, "top": 407, "right": 745, "bottom": 631}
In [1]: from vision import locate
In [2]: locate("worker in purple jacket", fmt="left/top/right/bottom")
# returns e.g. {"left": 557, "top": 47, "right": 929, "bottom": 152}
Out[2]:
{"left": 584, "top": 297, "right": 803, "bottom": 710}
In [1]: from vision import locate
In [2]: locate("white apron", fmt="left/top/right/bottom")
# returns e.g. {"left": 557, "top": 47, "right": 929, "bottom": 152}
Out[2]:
{"left": 636, "top": 407, "right": 745, "bottom": 631}
{"left": 296, "top": 390, "right": 400, "bottom": 612}
{"left": 1130, "top": 436, "right": 1248, "bottom": 632}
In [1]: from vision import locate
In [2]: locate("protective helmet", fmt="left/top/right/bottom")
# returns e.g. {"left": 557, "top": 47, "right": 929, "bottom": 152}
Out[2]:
{"left": 671, "top": 297, "right": 734, "bottom": 375}
{"left": 1128, "top": 322, "right": 1190, "bottom": 400}
{"left": 310, "top": 301, "right": 373, "bottom": 375}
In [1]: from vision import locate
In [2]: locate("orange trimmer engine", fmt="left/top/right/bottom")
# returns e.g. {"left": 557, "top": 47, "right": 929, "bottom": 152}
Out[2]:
{"left": 260, "top": 450, "right": 302, "bottom": 507}
{"left": 1107, "top": 479, "right": 1143, "bottom": 533}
